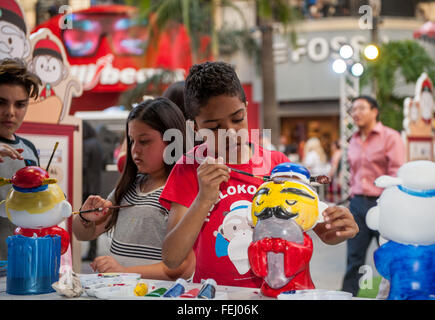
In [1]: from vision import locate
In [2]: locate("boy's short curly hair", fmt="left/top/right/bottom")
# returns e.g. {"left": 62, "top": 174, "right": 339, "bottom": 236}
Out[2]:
{"left": 184, "top": 61, "right": 246, "bottom": 120}
{"left": 0, "top": 58, "right": 41, "bottom": 99}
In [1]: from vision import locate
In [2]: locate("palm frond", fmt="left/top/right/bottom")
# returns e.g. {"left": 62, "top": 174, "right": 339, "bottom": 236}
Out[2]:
{"left": 118, "top": 69, "right": 181, "bottom": 110}
{"left": 360, "top": 39, "right": 435, "bottom": 130}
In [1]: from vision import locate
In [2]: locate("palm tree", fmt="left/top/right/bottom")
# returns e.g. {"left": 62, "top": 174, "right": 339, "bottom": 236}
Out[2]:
{"left": 255, "top": 0, "right": 300, "bottom": 146}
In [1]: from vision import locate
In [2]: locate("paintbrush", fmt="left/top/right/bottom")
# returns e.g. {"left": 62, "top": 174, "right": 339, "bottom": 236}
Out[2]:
{"left": 184, "top": 153, "right": 269, "bottom": 181}
{"left": 72, "top": 204, "right": 135, "bottom": 215}
{"left": 229, "top": 167, "right": 269, "bottom": 181}
{"left": 183, "top": 153, "right": 330, "bottom": 184}
{"left": 46, "top": 142, "right": 59, "bottom": 172}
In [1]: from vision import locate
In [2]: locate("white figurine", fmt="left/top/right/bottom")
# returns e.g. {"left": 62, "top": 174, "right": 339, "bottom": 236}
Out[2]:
{"left": 366, "top": 161, "right": 435, "bottom": 300}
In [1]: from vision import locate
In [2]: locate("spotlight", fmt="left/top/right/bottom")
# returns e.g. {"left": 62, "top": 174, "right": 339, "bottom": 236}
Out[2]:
{"left": 351, "top": 62, "right": 364, "bottom": 77}
{"left": 339, "top": 44, "right": 354, "bottom": 59}
{"left": 332, "top": 59, "right": 347, "bottom": 74}
{"left": 363, "top": 44, "right": 379, "bottom": 60}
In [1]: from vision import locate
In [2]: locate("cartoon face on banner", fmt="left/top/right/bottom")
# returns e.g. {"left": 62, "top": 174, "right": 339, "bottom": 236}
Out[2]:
{"left": 24, "top": 28, "right": 83, "bottom": 124}
{"left": 0, "top": 0, "right": 83, "bottom": 124}
{"left": 0, "top": 0, "right": 31, "bottom": 60}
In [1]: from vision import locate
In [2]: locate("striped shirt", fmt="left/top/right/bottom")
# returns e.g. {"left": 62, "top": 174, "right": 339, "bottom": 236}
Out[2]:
{"left": 107, "top": 175, "right": 168, "bottom": 266}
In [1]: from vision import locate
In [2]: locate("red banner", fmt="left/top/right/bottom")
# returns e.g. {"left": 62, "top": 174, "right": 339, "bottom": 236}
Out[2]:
{"left": 33, "top": 5, "right": 210, "bottom": 114}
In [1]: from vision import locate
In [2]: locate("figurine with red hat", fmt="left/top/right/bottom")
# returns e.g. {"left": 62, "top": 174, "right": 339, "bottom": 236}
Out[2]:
{"left": 0, "top": 166, "right": 72, "bottom": 254}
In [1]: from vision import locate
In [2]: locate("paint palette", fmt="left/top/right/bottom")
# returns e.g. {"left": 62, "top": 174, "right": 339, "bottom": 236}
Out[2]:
{"left": 79, "top": 273, "right": 141, "bottom": 297}
{"left": 94, "top": 283, "right": 139, "bottom": 299}
{"left": 85, "top": 278, "right": 228, "bottom": 300}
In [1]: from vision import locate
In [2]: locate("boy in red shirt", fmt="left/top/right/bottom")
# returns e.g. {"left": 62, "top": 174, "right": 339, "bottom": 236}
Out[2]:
{"left": 159, "top": 61, "right": 358, "bottom": 288}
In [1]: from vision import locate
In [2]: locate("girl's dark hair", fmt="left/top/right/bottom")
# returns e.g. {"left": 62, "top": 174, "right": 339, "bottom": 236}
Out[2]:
{"left": 105, "top": 97, "right": 186, "bottom": 231}
{"left": 184, "top": 61, "right": 246, "bottom": 120}
{"left": 162, "top": 81, "right": 186, "bottom": 119}
{"left": 0, "top": 58, "right": 41, "bottom": 99}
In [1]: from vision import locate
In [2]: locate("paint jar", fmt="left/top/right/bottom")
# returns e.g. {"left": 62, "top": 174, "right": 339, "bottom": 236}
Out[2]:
{"left": 163, "top": 278, "right": 187, "bottom": 298}
{"left": 6, "top": 235, "right": 61, "bottom": 295}
{"left": 197, "top": 278, "right": 217, "bottom": 299}
{"left": 145, "top": 287, "right": 167, "bottom": 297}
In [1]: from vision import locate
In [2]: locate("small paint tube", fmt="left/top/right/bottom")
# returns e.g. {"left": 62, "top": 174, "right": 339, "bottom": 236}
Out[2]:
{"left": 197, "top": 278, "right": 217, "bottom": 299}
{"left": 180, "top": 288, "right": 200, "bottom": 298}
{"left": 163, "top": 278, "right": 187, "bottom": 298}
{"left": 145, "top": 287, "right": 167, "bottom": 297}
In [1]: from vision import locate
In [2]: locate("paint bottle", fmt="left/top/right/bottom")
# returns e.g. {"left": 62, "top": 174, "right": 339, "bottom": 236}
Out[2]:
{"left": 162, "top": 278, "right": 187, "bottom": 298}
{"left": 197, "top": 278, "right": 217, "bottom": 299}
{"left": 145, "top": 287, "right": 167, "bottom": 297}
{"left": 180, "top": 288, "right": 200, "bottom": 298}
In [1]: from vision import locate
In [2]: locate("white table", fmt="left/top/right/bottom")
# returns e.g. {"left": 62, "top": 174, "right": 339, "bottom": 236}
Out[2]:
{"left": 0, "top": 275, "right": 273, "bottom": 300}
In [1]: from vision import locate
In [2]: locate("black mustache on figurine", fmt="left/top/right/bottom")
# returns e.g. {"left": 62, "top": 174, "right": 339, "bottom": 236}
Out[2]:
{"left": 254, "top": 206, "right": 299, "bottom": 221}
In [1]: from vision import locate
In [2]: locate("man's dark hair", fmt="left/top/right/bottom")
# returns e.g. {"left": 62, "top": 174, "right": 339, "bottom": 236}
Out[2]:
{"left": 352, "top": 95, "right": 379, "bottom": 120}
{"left": 184, "top": 61, "right": 246, "bottom": 120}
{"left": 352, "top": 95, "right": 378, "bottom": 110}
{"left": 0, "top": 58, "right": 41, "bottom": 99}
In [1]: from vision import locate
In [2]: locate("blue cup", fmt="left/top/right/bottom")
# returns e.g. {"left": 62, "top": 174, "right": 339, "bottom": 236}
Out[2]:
{"left": 6, "top": 235, "right": 61, "bottom": 295}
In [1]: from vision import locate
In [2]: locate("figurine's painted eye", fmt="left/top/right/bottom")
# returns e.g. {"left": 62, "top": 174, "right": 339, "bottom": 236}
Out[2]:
{"left": 286, "top": 200, "right": 297, "bottom": 206}
{"left": 233, "top": 225, "right": 237, "bottom": 231}
{"left": 281, "top": 187, "right": 315, "bottom": 199}
{"left": 253, "top": 187, "right": 270, "bottom": 200}
{"left": 256, "top": 200, "right": 264, "bottom": 206}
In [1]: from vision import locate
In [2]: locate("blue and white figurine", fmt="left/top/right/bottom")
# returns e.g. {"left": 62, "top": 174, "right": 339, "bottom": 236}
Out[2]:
{"left": 366, "top": 160, "right": 435, "bottom": 300}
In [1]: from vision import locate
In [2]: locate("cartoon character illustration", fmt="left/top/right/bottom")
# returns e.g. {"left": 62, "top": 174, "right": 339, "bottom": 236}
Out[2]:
{"left": 0, "top": 0, "right": 30, "bottom": 60}
{"left": 366, "top": 160, "right": 435, "bottom": 300}
{"left": 418, "top": 77, "right": 434, "bottom": 125}
{"left": 30, "top": 36, "right": 66, "bottom": 100}
{"left": 24, "top": 29, "right": 82, "bottom": 124}
{"left": 214, "top": 200, "right": 253, "bottom": 275}
{"left": 248, "top": 163, "right": 327, "bottom": 297}
{"left": 403, "top": 73, "right": 434, "bottom": 137}
{"left": 0, "top": 166, "right": 72, "bottom": 255}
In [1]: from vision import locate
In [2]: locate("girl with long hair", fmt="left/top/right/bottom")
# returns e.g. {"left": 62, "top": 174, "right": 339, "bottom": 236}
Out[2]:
{"left": 73, "top": 97, "right": 194, "bottom": 280}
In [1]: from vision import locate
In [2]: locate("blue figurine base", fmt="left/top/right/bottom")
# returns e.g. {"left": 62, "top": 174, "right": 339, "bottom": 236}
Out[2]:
{"left": 374, "top": 241, "right": 435, "bottom": 300}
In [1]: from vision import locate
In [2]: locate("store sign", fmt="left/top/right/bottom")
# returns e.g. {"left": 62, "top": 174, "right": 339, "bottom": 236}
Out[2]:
{"left": 32, "top": 5, "right": 199, "bottom": 98}
{"left": 280, "top": 34, "right": 388, "bottom": 64}
{"left": 69, "top": 54, "right": 185, "bottom": 91}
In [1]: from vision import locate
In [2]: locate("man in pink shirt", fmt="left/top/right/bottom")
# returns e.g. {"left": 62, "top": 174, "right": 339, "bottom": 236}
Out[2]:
{"left": 341, "top": 95, "right": 405, "bottom": 296}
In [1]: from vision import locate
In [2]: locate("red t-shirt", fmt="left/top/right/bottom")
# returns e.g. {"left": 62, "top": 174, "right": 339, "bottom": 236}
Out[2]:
{"left": 159, "top": 143, "right": 289, "bottom": 288}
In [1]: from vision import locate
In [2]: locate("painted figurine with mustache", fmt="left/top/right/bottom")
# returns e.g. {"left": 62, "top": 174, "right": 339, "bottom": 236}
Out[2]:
{"left": 248, "top": 162, "right": 328, "bottom": 297}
